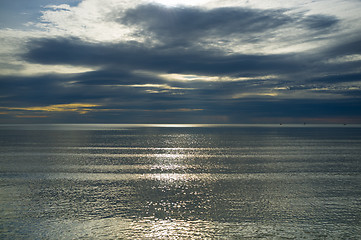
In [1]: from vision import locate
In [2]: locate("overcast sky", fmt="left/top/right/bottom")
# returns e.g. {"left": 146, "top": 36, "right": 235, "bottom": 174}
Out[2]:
{"left": 1, "top": 0, "right": 361, "bottom": 123}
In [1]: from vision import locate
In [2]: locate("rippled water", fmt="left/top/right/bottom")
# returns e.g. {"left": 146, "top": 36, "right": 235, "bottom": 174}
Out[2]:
{"left": 1, "top": 124, "right": 361, "bottom": 239}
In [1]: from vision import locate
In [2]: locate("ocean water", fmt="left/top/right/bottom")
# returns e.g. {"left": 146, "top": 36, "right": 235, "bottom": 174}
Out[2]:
{"left": 0, "top": 124, "right": 361, "bottom": 239}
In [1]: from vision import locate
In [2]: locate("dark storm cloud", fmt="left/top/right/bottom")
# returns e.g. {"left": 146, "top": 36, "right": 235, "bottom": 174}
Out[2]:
{"left": 20, "top": 32, "right": 361, "bottom": 121}
{"left": 0, "top": 74, "right": 103, "bottom": 106}
{"left": 121, "top": 5, "right": 290, "bottom": 43}
{"left": 0, "top": 68, "right": 206, "bottom": 114}
{"left": 0, "top": 71, "right": 165, "bottom": 108}
{"left": 301, "top": 14, "right": 339, "bottom": 30}
{"left": 24, "top": 37, "right": 301, "bottom": 75}
{"left": 313, "top": 73, "right": 361, "bottom": 84}
{"left": 121, "top": 4, "right": 338, "bottom": 45}
{"left": 324, "top": 38, "right": 361, "bottom": 56}
{"left": 2, "top": 71, "right": 360, "bottom": 123}
{"left": 74, "top": 68, "right": 166, "bottom": 86}
{"left": 23, "top": 4, "right": 342, "bottom": 78}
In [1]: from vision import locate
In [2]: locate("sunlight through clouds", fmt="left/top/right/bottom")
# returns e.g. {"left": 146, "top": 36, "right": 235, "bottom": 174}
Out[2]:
{"left": 232, "top": 92, "right": 278, "bottom": 99}
{"left": 0, "top": 63, "right": 96, "bottom": 76}
{"left": 159, "top": 73, "right": 279, "bottom": 82}
{"left": 127, "top": 84, "right": 195, "bottom": 90}
{"left": 2, "top": 103, "right": 101, "bottom": 114}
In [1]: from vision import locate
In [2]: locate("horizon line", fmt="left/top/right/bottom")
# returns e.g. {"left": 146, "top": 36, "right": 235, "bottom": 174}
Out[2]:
{"left": 1, "top": 123, "right": 360, "bottom": 128}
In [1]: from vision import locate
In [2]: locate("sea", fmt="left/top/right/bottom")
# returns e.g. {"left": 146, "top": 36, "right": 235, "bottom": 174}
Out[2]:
{"left": 0, "top": 124, "right": 360, "bottom": 239}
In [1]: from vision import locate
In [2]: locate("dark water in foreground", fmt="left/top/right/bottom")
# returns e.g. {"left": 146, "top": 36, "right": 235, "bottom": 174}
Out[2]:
{"left": 1, "top": 124, "right": 361, "bottom": 239}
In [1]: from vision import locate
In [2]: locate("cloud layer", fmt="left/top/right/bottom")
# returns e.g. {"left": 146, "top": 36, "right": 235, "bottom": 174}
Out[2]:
{"left": 1, "top": 0, "right": 361, "bottom": 123}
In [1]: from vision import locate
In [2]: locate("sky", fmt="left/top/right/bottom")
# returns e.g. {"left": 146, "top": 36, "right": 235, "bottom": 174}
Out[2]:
{"left": 1, "top": 0, "right": 361, "bottom": 124}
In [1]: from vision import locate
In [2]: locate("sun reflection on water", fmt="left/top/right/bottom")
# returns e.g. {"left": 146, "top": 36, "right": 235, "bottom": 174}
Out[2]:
{"left": 133, "top": 218, "right": 219, "bottom": 239}
{"left": 150, "top": 132, "right": 198, "bottom": 174}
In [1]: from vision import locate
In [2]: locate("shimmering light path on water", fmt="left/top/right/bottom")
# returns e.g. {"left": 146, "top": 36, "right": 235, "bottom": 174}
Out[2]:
{"left": 1, "top": 124, "right": 361, "bottom": 239}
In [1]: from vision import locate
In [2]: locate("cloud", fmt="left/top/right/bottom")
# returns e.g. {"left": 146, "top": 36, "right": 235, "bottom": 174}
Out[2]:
{"left": 21, "top": 4, "right": 344, "bottom": 82}
{"left": 1, "top": 0, "right": 361, "bottom": 123}
{"left": 120, "top": 4, "right": 339, "bottom": 53}
{"left": 122, "top": 5, "right": 292, "bottom": 40}
{"left": 18, "top": 27, "right": 361, "bottom": 111}
{"left": 44, "top": 4, "right": 72, "bottom": 11}
{"left": 35, "top": 0, "right": 139, "bottom": 42}
{"left": 301, "top": 14, "right": 339, "bottom": 30}
{"left": 15, "top": 115, "right": 49, "bottom": 118}
{"left": 312, "top": 73, "right": 361, "bottom": 84}
{"left": 1, "top": 103, "right": 101, "bottom": 115}
{"left": 325, "top": 38, "right": 361, "bottom": 57}
{"left": 24, "top": 37, "right": 302, "bottom": 76}
{"left": 123, "top": 4, "right": 338, "bottom": 35}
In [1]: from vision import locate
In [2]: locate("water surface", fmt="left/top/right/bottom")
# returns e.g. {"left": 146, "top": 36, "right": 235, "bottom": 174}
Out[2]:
{"left": 1, "top": 124, "right": 361, "bottom": 239}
